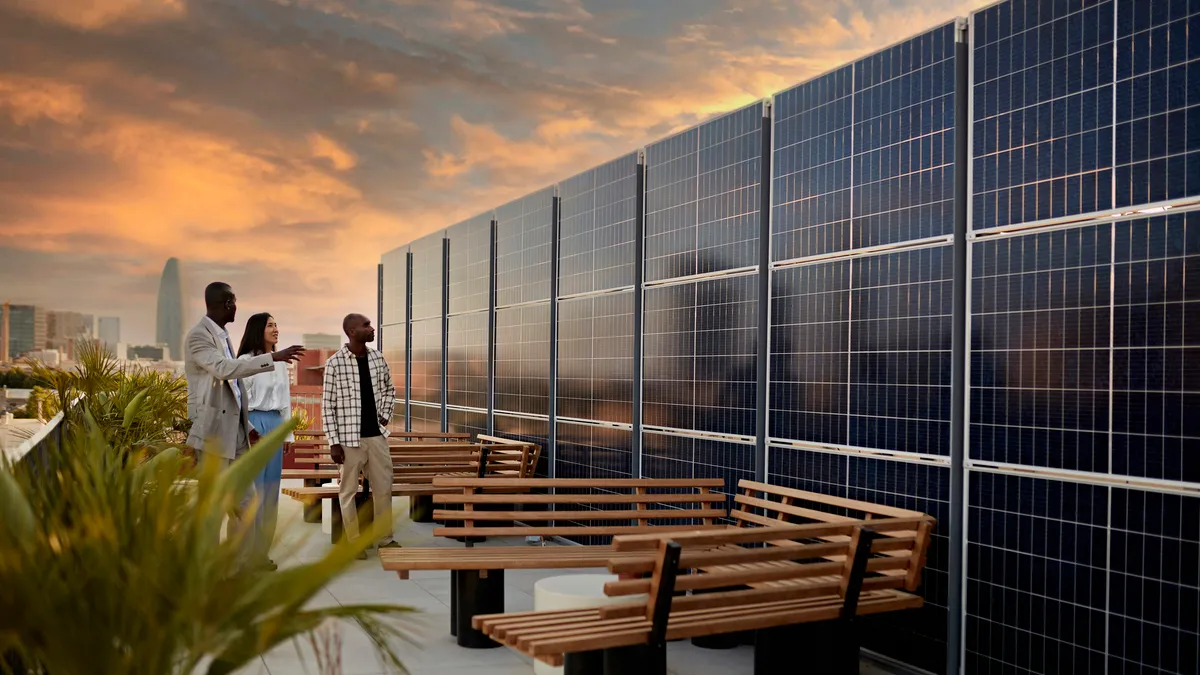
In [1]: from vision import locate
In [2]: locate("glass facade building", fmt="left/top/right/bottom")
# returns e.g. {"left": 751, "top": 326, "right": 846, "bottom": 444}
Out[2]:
{"left": 380, "top": 2, "right": 1200, "bottom": 673}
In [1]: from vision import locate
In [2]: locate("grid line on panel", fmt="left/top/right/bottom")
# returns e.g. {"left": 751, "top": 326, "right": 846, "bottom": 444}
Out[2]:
{"left": 448, "top": 215, "right": 492, "bottom": 315}
{"left": 410, "top": 234, "right": 444, "bottom": 321}
{"left": 643, "top": 430, "right": 755, "bottom": 521}
{"left": 409, "top": 401, "right": 442, "bottom": 432}
{"left": 494, "top": 302, "right": 550, "bottom": 417}
{"left": 493, "top": 413, "right": 550, "bottom": 477}
{"left": 556, "top": 290, "right": 634, "bottom": 425}
{"left": 409, "top": 317, "right": 442, "bottom": 406}
{"left": 447, "top": 406, "right": 488, "bottom": 440}
{"left": 381, "top": 246, "right": 408, "bottom": 327}
{"left": 642, "top": 274, "right": 758, "bottom": 438}
{"left": 644, "top": 104, "right": 762, "bottom": 283}
{"left": 446, "top": 311, "right": 488, "bottom": 410}
{"left": 971, "top": 0, "right": 1117, "bottom": 232}
{"left": 559, "top": 152, "right": 639, "bottom": 296}
{"left": 496, "top": 188, "right": 555, "bottom": 307}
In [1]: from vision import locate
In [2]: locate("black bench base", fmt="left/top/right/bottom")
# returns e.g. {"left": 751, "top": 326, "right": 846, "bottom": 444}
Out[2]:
{"left": 453, "top": 569, "right": 505, "bottom": 649}
{"left": 755, "top": 622, "right": 860, "bottom": 675}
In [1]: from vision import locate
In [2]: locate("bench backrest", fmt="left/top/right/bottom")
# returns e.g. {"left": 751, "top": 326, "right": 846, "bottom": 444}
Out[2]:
{"left": 290, "top": 442, "right": 539, "bottom": 481}
{"left": 430, "top": 478, "right": 729, "bottom": 539}
{"left": 731, "top": 479, "right": 934, "bottom": 591}
{"left": 599, "top": 520, "right": 928, "bottom": 626}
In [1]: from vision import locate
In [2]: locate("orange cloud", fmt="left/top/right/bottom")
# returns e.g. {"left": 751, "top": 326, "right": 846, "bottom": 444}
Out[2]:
{"left": 13, "top": 0, "right": 185, "bottom": 29}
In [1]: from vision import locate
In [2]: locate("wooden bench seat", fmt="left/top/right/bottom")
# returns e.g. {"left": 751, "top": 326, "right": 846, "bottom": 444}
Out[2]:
{"left": 475, "top": 519, "right": 931, "bottom": 675}
{"left": 379, "top": 477, "right": 728, "bottom": 648}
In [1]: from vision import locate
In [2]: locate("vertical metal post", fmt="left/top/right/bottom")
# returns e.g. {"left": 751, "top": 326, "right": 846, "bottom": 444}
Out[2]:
{"left": 547, "top": 193, "right": 561, "bottom": 478}
{"left": 377, "top": 262, "right": 385, "bottom": 422}
{"left": 946, "top": 21, "right": 970, "bottom": 675}
{"left": 755, "top": 104, "right": 773, "bottom": 483}
{"left": 405, "top": 251, "right": 413, "bottom": 432}
{"left": 441, "top": 237, "right": 450, "bottom": 433}
{"left": 487, "top": 219, "right": 497, "bottom": 435}
{"left": 632, "top": 154, "right": 646, "bottom": 478}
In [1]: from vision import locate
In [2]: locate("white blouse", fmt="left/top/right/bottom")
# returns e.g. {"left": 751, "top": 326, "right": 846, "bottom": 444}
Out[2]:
{"left": 238, "top": 355, "right": 294, "bottom": 442}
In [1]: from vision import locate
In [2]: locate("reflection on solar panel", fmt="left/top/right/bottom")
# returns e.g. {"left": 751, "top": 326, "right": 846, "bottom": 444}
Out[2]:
{"left": 448, "top": 407, "right": 487, "bottom": 439}
{"left": 643, "top": 274, "right": 758, "bottom": 437}
{"left": 1115, "top": 1, "right": 1200, "bottom": 207}
{"left": 409, "top": 317, "right": 442, "bottom": 406}
{"left": 410, "top": 233, "right": 445, "bottom": 321}
{"left": 642, "top": 431, "right": 754, "bottom": 517}
{"left": 447, "top": 214, "right": 492, "bottom": 315}
{"left": 556, "top": 291, "right": 634, "bottom": 425}
{"left": 494, "top": 303, "right": 550, "bottom": 416}
{"left": 496, "top": 187, "right": 555, "bottom": 307}
{"left": 972, "top": 1, "right": 1115, "bottom": 229}
{"left": 493, "top": 414, "right": 550, "bottom": 477}
{"left": 644, "top": 103, "right": 763, "bottom": 282}
{"left": 409, "top": 402, "right": 441, "bottom": 433}
{"left": 558, "top": 152, "right": 640, "bottom": 296}
{"left": 380, "top": 246, "right": 408, "bottom": 399}
{"left": 556, "top": 423, "right": 633, "bottom": 480}
{"left": 768, "top": 447, "right": 951, "bottom": 673}
{"left": 447, "top": 312, "right": 488, "bottom": 410}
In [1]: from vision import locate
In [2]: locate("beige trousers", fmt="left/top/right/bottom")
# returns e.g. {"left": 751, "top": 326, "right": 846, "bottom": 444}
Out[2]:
{"left": 338, "top": 435, "right": 395, "bottom": 545}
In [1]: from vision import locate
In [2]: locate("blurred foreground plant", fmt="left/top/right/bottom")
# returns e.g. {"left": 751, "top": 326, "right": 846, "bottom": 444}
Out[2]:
{"left": 0, "top": 400, "right": 414, "bottom": 675}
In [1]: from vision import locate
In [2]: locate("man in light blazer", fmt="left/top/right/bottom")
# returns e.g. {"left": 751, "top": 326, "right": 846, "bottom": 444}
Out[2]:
{"left": 185, "top": 281, "right": 304, "bottom": 569}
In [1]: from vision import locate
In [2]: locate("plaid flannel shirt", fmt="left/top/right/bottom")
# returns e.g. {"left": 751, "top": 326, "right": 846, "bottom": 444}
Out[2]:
{"left": 321, "top": 346, "right": 396, "bottom": 448}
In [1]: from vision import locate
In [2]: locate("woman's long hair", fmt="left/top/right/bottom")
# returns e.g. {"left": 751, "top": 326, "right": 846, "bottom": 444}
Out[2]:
{"left": 237, "top": 312, "right": 273, "bottom": 357}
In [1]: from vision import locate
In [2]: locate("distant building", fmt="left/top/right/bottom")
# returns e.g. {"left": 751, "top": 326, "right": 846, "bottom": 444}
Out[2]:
{"left": 0, "top": 387, "right": 32, "bottom": 413}
{"left": 98, "top": 317, "right": 120, "bottom": 351}
{"left": 1, "top": 303, "right": 9, "bottom": 363}
{"left": 155, "top": 258, "right": 186, "bottom": 362}
{"left": 46, "top": 310, "right": 93, "bottom": 360}
{"left": 302, "top": 333, "right": 342, "bottom": 350}
{"left": 24, "top": 350, "right": 61, "bottom": 367}
{"left": 7, "top": 305, "right": 46, "bottom": 359}
{"left": 295, "top": 348, "right": 337, "bottom": 386}
{"left": 128, "top": 344, "right": 170, "bottom": 361}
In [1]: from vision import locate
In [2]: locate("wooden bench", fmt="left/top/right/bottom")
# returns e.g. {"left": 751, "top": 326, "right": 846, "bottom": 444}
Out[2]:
{"left": 379, "top": 477, "right": 728, "bottom": 648}
{"left": 281, "top": 442, "right": 541, "bottom": 542}
{"left": 475, "top": 518, "right": 932, "bottom": 674}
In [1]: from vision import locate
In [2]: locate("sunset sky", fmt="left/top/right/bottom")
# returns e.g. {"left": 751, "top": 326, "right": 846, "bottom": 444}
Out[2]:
{"left": 0, "top": 0, "right": 985, "bottom": 348}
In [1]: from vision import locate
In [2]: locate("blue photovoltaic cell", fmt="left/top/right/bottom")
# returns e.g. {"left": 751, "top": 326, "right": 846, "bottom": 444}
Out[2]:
{"left": 555, "top": 423, "right": 633, "bottom": 480}
{"left": 1115, "top": 0, "right": 1200, "bottom": 208}
{"left": 448, "top": 407, "right": 488, "bottom": 439}
{"left": 971, "top": 0, "right": 1116, "bottom": 230}
{"left": 496, "top": 187, "right": 554, "bottom": 307}
{"left": 768, "top": 447, "right": 951, "bottom": 673}
{"left": 773, "top": 66, "right": 855, "bottom": 261}
{"left": 447, "top": 214, "right": 492, "bottom": 315}
{"left": 643, "top": 275, "right": 758, "bottom": 437}
{"left": 409, "top": 402, "right": 441, "bottom": 433}
{"left": 1108, "top": 488, "right": 1200, "bottom": 675}
{"left": 494, "top": 302, "right": 550, "bottom": 416}
{"left": 852, "top": 22, "right": 958, "bottom": 249}
{"left": 644, "top": 103, "right": 763, "bottom": 282}
{"left": 556, "top": 291, "right": 634, "bottom": 425}
{"left": 380, "top": 246, "right": 407, "bottom": 396}
{"left": 446, "top": 312, "right": 488, "bottom": 410}
{"left": 409, "top": 317, "right": 442, "bottom": 406}
{"left": 493, "top": 414, "right": 550, "bottom": 476}
{"left": 965, "top": 472, "right": 1110, "bottom": 674}
{"left": 558, "top": 152, "right": 639, "bottom": 296}
{"left": 770, "top": 245, "right": 953, "bottom": 455}
{"left": 971, "top": 224, "right": 1113, "bottom": 473}
{"left": 410, "top": 233, "right": 445, "bottom": 321}
{"left": 643, "top": 431, "right": 754, "bottom": 516}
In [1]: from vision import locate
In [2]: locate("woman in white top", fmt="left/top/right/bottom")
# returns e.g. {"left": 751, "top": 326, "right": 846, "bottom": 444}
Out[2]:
{"left": 237, "top": 312, "right": 293, "bottom": 571}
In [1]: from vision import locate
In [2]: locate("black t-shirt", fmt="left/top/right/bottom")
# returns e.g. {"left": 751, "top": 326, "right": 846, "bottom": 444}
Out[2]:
{"left": 357, "top": 355, "right": 381, "bottom": 438}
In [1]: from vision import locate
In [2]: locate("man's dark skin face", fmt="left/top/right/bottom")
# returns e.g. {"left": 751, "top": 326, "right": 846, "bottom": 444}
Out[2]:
{"left": 206, "top": 290, "right": 237, "bottom": 327}
{"left": 331, "top": 313, "right": 376, "bottom": 465}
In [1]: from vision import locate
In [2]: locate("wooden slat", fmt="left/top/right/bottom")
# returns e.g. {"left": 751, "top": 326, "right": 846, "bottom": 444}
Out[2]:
{"left": 734, "top": 494, "right": 858, "bottom": 524}
{"left": 433, "top": 477, "right": 727, "bottom": 489}
{"left": 433, "top": 493, "right": 726, "bottom": 505}
{"left": 738, "top": 479, "right": 927, "bottom": 519}
{"left": 607, "top": 540, "right": 851, "bottom": 575}
{"left": 429, "top": 509, "right": 727, "bottom": 522}
{"left": 433, "top": 525, "right": 728, "bottom": 538}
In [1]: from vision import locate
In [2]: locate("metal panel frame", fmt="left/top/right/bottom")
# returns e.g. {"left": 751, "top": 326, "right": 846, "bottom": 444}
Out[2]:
{"left": 548, "top": 193, "right": 560, "bottom": 477}
{"left": 404, "top": 251, "right": 413, "bottom": 432}
{"left": 633, "top": 153, "right": 646, "bottom": 477}
{"left": 441, "top": 238, "right": 449, "bottom": 432}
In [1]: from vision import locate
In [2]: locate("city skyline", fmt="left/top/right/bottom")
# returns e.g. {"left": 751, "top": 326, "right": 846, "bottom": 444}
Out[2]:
{"left": 0, "top": 0, "right": 988, "bottom": 348}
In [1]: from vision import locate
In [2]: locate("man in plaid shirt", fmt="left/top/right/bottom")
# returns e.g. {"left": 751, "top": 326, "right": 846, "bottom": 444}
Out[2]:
{"left": 321, "top": 313, "right": 399, "bottom": 558}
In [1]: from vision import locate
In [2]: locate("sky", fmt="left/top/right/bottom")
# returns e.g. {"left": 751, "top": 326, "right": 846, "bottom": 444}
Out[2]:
{"left": 0, "top": 0, "right": 988, "bottom": 348}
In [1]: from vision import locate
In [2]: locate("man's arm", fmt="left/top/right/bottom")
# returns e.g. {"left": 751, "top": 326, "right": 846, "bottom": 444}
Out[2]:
{"left": 321, "top": 359, "right": 340, "bottom": 448}
{"left": 188, "top": 330, "right": 273, "bottom": 381}
{"left": 377, "top": 355, "right": 396, "bottom": 426}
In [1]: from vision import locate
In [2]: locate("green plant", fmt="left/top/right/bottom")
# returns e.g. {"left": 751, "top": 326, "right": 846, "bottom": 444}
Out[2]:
{"left": 0, "top": 404, "right": 415, "bottom": 675}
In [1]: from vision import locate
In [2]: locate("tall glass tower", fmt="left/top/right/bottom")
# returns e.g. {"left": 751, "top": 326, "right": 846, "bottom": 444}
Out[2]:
{"left": 155, "top": 258, "right": 185, "bottom": 361}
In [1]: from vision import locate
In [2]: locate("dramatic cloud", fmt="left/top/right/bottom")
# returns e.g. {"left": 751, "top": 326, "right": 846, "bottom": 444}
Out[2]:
{"left": 0, "top": 0, "right": 987, "bottom": 347}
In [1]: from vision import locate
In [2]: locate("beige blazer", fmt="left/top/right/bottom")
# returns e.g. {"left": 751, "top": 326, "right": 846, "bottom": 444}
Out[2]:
{"left": 184, "top": 317, "right": 274, "bottom": 458}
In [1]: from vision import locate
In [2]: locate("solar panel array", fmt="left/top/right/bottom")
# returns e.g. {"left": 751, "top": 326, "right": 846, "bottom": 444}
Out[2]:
{"left": 375, "top": 2, "right": 1200, "bottom": 672}
{"left": 447, "top": 214, "right": 492, "bottom": 315}
{"left": 380, "top": 245, "right": 408, "bottom": 399}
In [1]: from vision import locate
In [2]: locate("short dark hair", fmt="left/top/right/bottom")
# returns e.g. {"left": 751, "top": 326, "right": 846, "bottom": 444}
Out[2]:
{"left": 237, "top": 312, "right": 272, "bottom": 357}
{"left": 204, "top": 282, "right": 233, "bottom": 309}
{"left": 342, "top": 313, "right": 366, "bottom": 336}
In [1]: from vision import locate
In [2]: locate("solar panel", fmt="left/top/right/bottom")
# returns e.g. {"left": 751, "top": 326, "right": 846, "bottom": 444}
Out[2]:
{"left": 768, "top": 447, "right": 951, "bottom": 672}
{"left": 770, "top": 244, "right": 953, "bottom": 456}
{"left": 494, "top": 303, "right": 550, "bottom": 416}
{"left": 556, "top": 290, "right": 634, "bottom": 425}
{"left": 556, "top": 422, "right": 634, "bottom": 480}
{"left": 410, "top": 232, "right": 445, "bottom": 321}
{"left": 492, "top": 414, "right": 550, "bottom": 476}
{"left": 380, "top": 245, "right": 408, "bottom": 398}
{"left": 496, "top": 187, "right": 554, "bottom": 307}
{"left": 558, "top": 152, "right": 640, "bottom": 296}
{"left": 447, "top": 213, "right": 492, "bottom": 315}
{"left": 1115, "top": 0, "right": 1200, "bottom": 207}
{"left": 447, "top": 407, "right": 488, "bottom": 439}
{"left": 971, "top": 0, "right": 1116, "bottom": 230}
{"left": 644, "top": 102, "right": 763, "bottom": 282}
{"left": 642, "top": 431, "right": 755, "bottom": 517}
{"left": 409, "top": 317, "right": 442, "bottom": 406}
{"left": 446, "top": 312, "right": 488, "bottom": 410}
{"left": 409, "top": 402, "right": 442, "bottom": 433}
{"left": 643, "top": 274, "right": 758, "bottom": 437}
